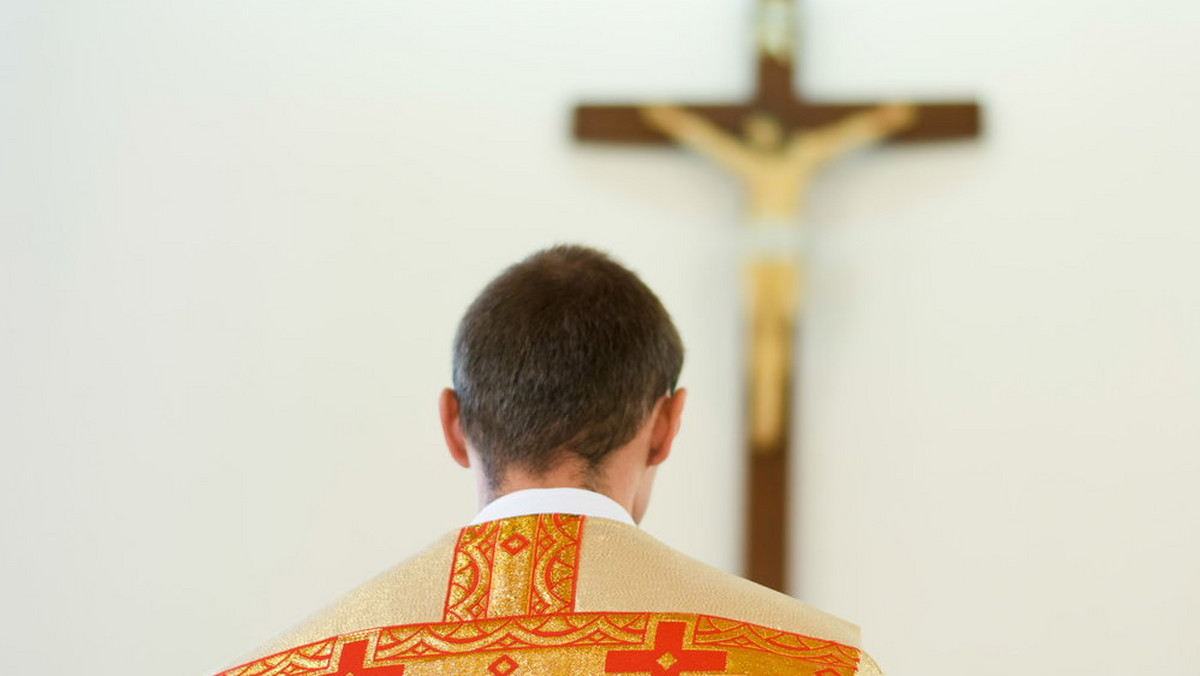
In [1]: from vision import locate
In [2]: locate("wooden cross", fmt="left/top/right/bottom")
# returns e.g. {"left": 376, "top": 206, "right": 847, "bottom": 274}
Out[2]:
{"left": 572, "top": 0, "right": 982, "bottom": 593}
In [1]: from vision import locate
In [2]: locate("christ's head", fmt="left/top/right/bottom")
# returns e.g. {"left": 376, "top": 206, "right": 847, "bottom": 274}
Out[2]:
{"left": 743, "top": 111, "right": 786, "bottom": 152}
{"left": 439, "top": 245, "right": 687, "bottom": 523}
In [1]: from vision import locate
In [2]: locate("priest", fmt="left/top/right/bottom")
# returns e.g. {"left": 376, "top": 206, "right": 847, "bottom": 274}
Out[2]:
{"left": 212, "top": 244, "right": 885, "bottom": 676}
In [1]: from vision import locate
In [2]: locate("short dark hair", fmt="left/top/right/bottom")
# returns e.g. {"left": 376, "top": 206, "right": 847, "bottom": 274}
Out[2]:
{"left": 452, "top": 245, "right": 684, "bottom": 485}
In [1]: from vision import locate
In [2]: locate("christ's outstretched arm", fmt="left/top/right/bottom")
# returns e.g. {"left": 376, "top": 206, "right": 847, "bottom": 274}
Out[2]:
{"left": 641, "top": 105, "right": 757, "bottom": 175}
{"left": 787, "top": 103, "right": 917, "bottom": 168}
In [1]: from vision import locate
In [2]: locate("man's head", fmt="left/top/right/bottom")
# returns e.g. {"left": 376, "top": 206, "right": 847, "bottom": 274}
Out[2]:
{"left": 439, "top": 245, "right": 685, "bottom": 517}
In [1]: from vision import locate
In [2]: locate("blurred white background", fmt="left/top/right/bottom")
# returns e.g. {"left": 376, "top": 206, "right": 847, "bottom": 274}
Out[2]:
{"left": 2, "top": 1, "right": 1198, "bottom": 674}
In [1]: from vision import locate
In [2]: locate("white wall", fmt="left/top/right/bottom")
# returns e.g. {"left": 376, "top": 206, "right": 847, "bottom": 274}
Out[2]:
{"left": 2, "top": 1, "right": 1198, "bottom": 675}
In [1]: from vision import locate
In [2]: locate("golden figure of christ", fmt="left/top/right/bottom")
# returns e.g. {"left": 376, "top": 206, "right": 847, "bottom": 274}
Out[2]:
{"left": 640, "top": 103, "right": 917, "bottom": 451}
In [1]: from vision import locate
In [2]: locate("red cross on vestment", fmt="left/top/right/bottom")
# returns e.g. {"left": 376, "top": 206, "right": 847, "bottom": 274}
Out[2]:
{"left": 328, "top": 639, "right": 406, "bottom": 676}
{"left": 605, "top": 621, "right": 728, "bottom": 675}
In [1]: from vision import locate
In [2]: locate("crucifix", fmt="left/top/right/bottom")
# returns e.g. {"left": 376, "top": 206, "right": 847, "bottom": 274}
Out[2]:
{"left": 572, "top": 0, "right": 982, "bottom": 593}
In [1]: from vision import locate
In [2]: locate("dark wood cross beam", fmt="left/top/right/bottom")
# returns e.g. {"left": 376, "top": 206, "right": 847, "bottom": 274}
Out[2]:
{"left": 572, "top": 0, "right": 982, "bottom": 593}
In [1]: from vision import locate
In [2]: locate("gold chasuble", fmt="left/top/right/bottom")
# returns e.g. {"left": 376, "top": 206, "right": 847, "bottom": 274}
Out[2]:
{"left": 217, "top": 515, "right": 884, "bottom": 676}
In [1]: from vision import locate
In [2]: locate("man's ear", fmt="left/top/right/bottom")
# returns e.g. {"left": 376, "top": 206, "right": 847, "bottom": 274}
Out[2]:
{"left": 647, "top": 388, "right": 687, "bottom": 467}
{"left": 439, "top": 388, "right": 471, "bottom": 468}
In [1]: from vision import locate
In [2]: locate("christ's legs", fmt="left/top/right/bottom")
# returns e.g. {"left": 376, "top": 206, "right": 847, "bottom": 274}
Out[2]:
{"left": 745, "top": 259, "right": 800, "bottom": 453}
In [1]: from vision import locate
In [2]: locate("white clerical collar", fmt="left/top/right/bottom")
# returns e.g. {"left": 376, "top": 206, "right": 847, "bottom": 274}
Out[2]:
{"left": 469, "top": 487, "right": 636, "bottom": 526}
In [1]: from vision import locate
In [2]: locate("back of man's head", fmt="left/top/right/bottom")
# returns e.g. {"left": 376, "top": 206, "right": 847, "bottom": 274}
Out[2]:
{"left": 452, "top": 245, "right": 684, "bottom": 487}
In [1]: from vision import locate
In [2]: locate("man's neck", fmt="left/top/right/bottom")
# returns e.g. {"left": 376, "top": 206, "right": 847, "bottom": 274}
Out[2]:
{"left": 482, "top": 459, "right": 610, "bottom": 511}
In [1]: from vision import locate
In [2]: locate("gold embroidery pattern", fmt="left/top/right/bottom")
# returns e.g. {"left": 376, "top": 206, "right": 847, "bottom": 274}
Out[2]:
{"left": 442, "top": 515, "right": 584, "bottom": 622}
{"left": 219, "top": 640, "right": 335, "bottom": 676}
{"left": 378, "top": 613, "right": 647, "bottom": 658}
{"left": 216, "top": 613, "right": 861, "bottom": 676}
{"left": 693, "top": 615, "right": 861, "bottom": 667}
{"left": 442, "top": 520, "right": 500, "bottom": 622}
{"left": 528, "top": 514, "right": 584, "bottom": 615}
{"left": 218, "top": 631, "right": 408, "bottom": 676}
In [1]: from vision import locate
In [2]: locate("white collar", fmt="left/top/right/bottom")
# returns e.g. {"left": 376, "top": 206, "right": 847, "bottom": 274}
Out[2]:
{"left": 469, "top": 487, "right": 636, "bottom": 526}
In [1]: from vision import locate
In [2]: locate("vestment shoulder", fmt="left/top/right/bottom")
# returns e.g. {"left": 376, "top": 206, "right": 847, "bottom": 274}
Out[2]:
{"left": 236, "top": 529, "right": 459, "bottom": 665}
{"left": 574, "top": 518, "right": 861, "bottom": 648}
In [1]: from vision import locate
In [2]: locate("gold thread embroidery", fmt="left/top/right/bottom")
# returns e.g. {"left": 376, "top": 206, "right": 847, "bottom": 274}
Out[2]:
{"left": 528, "top": 514, "right": 584, "bottom": 615}
{"left": 217, "top": 613, "right": 862, "bottom": 676}
{"left": 442, "top": 521, "right": 500, "bottom": 622}
{"left": 443, "top": 515, "right": 584, "bottom": 622}
{"left": 485, "top": 518, "right": 538, "bottom": 617}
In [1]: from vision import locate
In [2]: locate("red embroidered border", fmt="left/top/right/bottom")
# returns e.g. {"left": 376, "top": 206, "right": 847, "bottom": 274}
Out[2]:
{"left": 215, "top": 613, "right": 862, "bottom": 676}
